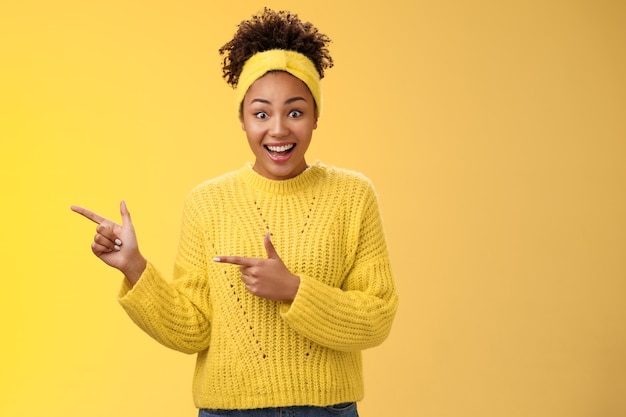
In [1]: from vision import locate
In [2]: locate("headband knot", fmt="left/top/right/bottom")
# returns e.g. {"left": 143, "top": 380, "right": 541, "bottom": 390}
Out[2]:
{"left": 236, "top": 49, "right": 322, "bottom": 115}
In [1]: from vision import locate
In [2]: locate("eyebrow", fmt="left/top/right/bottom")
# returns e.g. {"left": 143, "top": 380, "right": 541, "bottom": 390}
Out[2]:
{"left": 250, "top": 96, "right": 308, "bottom": 105}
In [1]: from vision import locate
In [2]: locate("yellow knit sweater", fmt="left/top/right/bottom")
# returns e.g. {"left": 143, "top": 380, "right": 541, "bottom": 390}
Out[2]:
{"left": 118, "top": 161, "right": 398, "bottom": 410}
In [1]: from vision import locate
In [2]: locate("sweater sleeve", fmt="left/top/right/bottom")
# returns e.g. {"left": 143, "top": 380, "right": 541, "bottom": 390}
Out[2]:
{"left": 280, "top": 183, "right": 398, "bottom": 352}
{"left": 118, "top": 192, "right": 212, "bottom": 354}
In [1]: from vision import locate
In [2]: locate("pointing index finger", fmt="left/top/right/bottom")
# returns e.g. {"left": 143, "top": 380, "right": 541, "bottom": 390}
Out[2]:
{"left": 70, "top": 205, "right": 106, "bottom": 225}
{"left": 214, "top": 256, "right": 256, "bottom": 267}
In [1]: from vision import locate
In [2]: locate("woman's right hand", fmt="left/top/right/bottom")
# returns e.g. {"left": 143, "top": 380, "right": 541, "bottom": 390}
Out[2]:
{"left": 71, "top": 201, "right": 147, "bottom": 286}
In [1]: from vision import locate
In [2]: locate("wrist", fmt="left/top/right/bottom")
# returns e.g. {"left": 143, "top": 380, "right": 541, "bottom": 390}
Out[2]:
{"left": 284, "top": 274, "right": 301, "bottom": 303}
{"left": 123, "top": 255, "right": 147, "bottom": 286}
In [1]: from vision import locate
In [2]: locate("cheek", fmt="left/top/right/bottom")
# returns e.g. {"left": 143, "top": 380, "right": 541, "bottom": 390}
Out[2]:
{"left": 242, "top": 122, "right": 263, "bottom": 138}
{"left": 297, "top": 123, "right": 316, "bottom": 139}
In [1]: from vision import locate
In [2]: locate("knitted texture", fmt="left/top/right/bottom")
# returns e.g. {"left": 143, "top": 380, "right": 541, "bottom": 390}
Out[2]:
{"left": 118, "top": 161, "right": 398, "bottom": 410}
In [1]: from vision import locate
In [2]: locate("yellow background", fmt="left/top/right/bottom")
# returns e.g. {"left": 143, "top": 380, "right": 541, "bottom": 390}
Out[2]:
{"left": 1, "top": 1, "right": 625, "bottom": 416}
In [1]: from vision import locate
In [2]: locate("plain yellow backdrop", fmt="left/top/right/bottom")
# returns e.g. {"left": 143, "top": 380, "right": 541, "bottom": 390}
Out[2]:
{"left": 1, "top": 1, "right": 625, "bottom": 416}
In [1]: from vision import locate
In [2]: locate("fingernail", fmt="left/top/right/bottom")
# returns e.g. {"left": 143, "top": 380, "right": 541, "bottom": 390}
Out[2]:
{"left": 115, "top": 239, "right": 122, "bottom": 245}
{"left": 114, "top": 245, "right": 121, "bottom": 251}
{"left": 213, "top": 257, "right": 221, "bottom": 262}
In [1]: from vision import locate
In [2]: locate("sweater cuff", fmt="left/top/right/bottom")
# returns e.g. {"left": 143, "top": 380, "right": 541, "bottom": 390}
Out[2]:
{"left": 280, "top": 274, "right": 338, "bottom": 327}
{"left": 117, "top": 262, "right": 159, "bottom": 303}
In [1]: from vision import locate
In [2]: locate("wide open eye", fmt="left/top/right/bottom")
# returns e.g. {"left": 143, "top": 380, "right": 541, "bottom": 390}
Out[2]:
{"left": 288, "top": 110, "right": 302, "bottom": 118}
{"left": 255, "top": 111, "right": 269, "bottom": 119}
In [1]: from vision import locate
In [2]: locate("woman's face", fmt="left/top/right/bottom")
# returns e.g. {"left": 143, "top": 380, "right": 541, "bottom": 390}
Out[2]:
{"left": 240, "top": 71, "right": 318, "bottom": 180}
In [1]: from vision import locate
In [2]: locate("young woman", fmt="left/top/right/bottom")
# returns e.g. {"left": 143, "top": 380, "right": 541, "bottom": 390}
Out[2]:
{"left": 72, "top": 8, "right": 398, "bottom": 417}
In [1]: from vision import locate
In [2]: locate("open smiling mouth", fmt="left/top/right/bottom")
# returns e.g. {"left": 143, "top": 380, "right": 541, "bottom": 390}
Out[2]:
{"left": 264, "top": 143, "right": 296, "bottom": 159}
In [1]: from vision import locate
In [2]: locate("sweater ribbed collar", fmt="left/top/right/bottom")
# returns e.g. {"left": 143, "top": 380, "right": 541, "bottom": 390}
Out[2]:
{"left": 238, "top": 161, "right": 325, "bottom": 194}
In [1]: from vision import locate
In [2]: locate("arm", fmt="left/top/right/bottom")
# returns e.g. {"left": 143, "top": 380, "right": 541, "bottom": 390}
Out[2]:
{"left": 117, "top": 193, "right": 212, "bottom": 354}
{"left": 280, "top": 184, "right": 399, "bottom": 352}
{"left": 71, "top": 197, "right": 212, "bottom": 354}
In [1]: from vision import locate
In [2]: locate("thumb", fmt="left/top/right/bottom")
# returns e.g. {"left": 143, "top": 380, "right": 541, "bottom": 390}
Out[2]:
{"left": 120, "top": 200, "right": 133, "bottom": 227}
{"left": 264, "top": 233, "right": 279, "bottom": 259}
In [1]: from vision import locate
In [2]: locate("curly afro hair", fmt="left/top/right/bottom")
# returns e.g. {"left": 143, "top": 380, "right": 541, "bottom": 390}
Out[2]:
{"left": 219, "top": 8, "right": 333, "bottom": 88}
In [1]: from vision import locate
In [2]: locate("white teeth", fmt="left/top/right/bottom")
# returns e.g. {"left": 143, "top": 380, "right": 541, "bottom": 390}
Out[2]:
{"left": 266, "top": 144, "right": 294, "bottom": 152}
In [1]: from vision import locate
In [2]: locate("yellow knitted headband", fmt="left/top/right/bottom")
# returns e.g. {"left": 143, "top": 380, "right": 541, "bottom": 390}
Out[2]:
{"left": 236, "top": 49, "right": 322, "bottom": 115}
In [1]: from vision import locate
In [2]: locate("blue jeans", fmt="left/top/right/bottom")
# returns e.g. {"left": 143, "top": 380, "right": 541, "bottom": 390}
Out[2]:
{"left": 198, "top": 402, "right": 358, "bottom": 417}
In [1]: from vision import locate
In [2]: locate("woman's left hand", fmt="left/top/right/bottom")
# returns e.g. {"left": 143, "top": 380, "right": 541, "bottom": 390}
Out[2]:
{"left": 214, "top": 234, "right": 300, "bottom": 303}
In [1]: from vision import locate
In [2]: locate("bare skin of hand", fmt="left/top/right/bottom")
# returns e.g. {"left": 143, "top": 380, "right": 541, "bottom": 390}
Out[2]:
{"left": 215, "top": 234, "right": 300, "bottom": 303}
{"left": 71, "top": 201, "right": 147, "bottom": 286}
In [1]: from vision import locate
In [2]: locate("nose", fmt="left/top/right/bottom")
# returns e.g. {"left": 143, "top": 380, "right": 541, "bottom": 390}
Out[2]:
{"left": 269, "top": 116, "right": 289, "bottom": 138}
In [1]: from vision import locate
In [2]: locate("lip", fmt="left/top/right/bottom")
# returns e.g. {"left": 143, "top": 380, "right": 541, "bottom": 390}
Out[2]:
{"left": 264, "top": 143, "right": 296, "bottom": 163}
